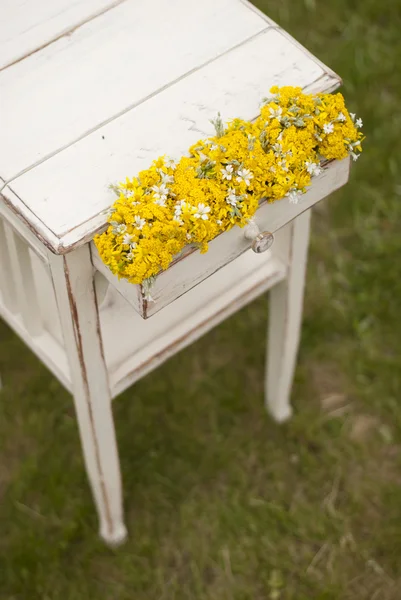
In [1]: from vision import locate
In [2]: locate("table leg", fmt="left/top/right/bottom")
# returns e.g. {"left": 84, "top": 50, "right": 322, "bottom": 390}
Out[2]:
{"left": 48, "top": 245, "right": 127, "bottom": 545}
{"left": 266, "top": 210, "right": 311, "bottom": 422}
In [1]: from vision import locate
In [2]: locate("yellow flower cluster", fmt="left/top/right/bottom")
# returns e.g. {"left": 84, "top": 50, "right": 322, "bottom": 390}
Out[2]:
{"left": 95, "top": 86, "right": 363, "bottom": 285}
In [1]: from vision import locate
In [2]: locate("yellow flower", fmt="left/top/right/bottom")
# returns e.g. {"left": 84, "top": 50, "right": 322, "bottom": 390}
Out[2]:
{"left": 94, "top": 87, "right": 363, "bottom": 285}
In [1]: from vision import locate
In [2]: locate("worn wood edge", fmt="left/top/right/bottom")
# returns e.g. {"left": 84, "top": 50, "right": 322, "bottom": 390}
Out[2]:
{"left": 62, "top": 253, "right": 115, "bottom": 536}
{"left": 239, "top": 0, "right": 342, "bottom": 88}
{"left": 0, "top": 188, "right": 55, "bottom": 259}
{"left": 239, "top": 0, "right": 278, "bottom": 27}
{"left": 90, "top": 244, "right": 144, "bottom": 314}
{"left": 110, "top": 257, "right": 287, "bottom": 396}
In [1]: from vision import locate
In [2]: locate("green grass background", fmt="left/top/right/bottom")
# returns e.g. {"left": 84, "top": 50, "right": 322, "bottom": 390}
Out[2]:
{"left": 1, "top": 0, "right": 401, "bottom": 598}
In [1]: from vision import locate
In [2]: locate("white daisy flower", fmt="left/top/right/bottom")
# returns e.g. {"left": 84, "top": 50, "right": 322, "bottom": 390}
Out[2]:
{"left": 236, "top": 168, "right": 253, "bottom": 186}
{"left": 210, "top": 144, "right": 219, "bottom": 151}
{"left": 350, "top": 112, "right": 356, "bottom": 121}
{"left": 279, "top": 159, "right": 288, "bottom": 172}
{"left": 323, "top": 123, "right": 334, "bottom": 134}
{"left": 154, "top": 198, "right": 167, "bottom": 207}
{"left": 216, "top": 219, "right": 223, "bottom": 226}
{"left": 286, "top": 190, "right": 302, "bottom": 204}
{"left": 272, "top": 143, "right": 282, "bottom": 156}
{"left": 114, "top": 224, "right": 127, "bottom": 235}
{"left": 194, "top": 203, "right": 211, "bottom": 220}
{"left": 221, "top": 164, "right": 234, "bottom": 181}
{"left": 126, "top": 252, "right": 134, "bottom": 260}
{"left": 122, "top": 233, "right": 134, "bottom": 246}
{"left": 269, "top": 107, "right": 283, "bottom": 119}
{"left": 152, "top": 183, "right": 169, "bottom": 201}
{"left": 356, "top": 117, "right": 363, "bottom": 128}
{"left": 174, "top": 199, "right": 189, "bottom": 217}
{"left": 160, "top": 172, "right": 174, "bottom": 184}
{"left": 350, "top": 151, "right": 360, "bottom": 162}
{"left": 165, "top": 157, "right": 176, "bottom": 170}
{"left": 305, "top": 161, "right": 322, "bottom": 177}
{"left": 186, "top": 233, "right": 192, "bottom": 240}
{"left": 134, "top": 216, "right": 146, "bottom": 230}
{"left": 226, "top": 189, "right": 238, "bottom": 206}
{"left": 337, "top": 112, "right": 346, "bottom": 122}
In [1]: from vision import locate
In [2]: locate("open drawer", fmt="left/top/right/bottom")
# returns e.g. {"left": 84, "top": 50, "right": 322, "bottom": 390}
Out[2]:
{"left": 91, "top": 156, "right": 350, "bottom": 319}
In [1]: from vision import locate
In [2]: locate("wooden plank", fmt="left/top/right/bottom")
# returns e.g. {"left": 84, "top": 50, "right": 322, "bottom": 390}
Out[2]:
{"left": 0, "top": 0, "right": 267, "bottom": 181}
{"left": 266, "top": 211, "right": 311, "bottom": 422}
{"left": 30, "top": 250, "right": 64, "bottom": 347}
{"left": 8, "top": 27, "right": 339, "bottom": 252}
{"left": 239, "top": 0, "right": 342, "bottom": 87}
{"left": 0, "top": 0, "right": 122, "bottom": 71}
{"left": 98, "top": 250, "right": 287, "bottom": 396}
{"left": 48, "top": 246, "right": 126, "bottom": 544}
{"left": 3, "top": 223, "right": 43, "bottom": 336}
{"left": 0, "top": 216, "right": 17, "bottom": 311}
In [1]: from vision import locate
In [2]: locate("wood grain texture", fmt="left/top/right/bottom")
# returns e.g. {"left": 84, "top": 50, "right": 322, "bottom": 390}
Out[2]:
{"left": 2, "top": 15, "right": 340, "bottom": 252}
{"left": 0, "top": 0, "right": 122, "bottom": 71}
{"left": 3, "top": 224, "right": 42, "bottom": 336}
{"left": 0, "top": 0, "right": 266, "bottom": 181}
{"left": 48, "top": 246, "right": 126, "bottom": 544}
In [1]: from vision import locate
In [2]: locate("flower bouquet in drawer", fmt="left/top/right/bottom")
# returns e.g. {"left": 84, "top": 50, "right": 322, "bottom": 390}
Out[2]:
{"left": 95, "top": 86, "right": 363, "bottom": 285}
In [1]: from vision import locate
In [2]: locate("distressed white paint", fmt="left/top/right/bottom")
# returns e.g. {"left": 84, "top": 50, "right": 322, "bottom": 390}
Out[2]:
{"left": 0, "top": 0, "right": 121, "bottom": 70}
{"left": 0, "top": 188, "right": 58, "bottom": 259}
{"left": 0, "top": 216, "right": 17, "bottom": 311}
{"left": 0, "top": 299, "right": 70, "bottom": 389}
{"left": 0, "top": 0, "right": 352, "bottom": 545}
{"left": 2, "top": 24, "right": 340, "bottom": 253}
{"left": 30, "top": 250, "right": 64, "bottom": 347}
{"left": 48, "top": 246, "right": 126, "bottom": 545}
{"left": 266, "top": 211, "right": 311, "bottom": 422}
{"left": 3, "top": 223, "right": 42, "bottom": 336}
{"left": 101, "top": 250, "right": 287, "bottom": 396}
{"left": 0, "top": 0, "right": 266, "bottom": 182}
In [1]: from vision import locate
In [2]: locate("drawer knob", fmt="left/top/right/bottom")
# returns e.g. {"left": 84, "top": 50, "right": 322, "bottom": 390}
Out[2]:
{"left": 252, "top": 231, "right": 274, "bottom": 253}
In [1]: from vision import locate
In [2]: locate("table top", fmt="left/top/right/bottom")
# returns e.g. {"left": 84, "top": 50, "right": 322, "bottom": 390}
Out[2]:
{"left": 0, "top": 0, "right": 341, "bottom": 254}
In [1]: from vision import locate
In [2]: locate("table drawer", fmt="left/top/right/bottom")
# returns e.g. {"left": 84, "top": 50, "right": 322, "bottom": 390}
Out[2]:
{"left": 91, "top": 157, "right": 350, "bottom": 319}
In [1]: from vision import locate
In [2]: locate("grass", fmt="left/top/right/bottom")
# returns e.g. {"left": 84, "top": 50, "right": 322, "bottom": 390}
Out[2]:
{"left": 1, "top": 0, "right": 401, "bottom": 598}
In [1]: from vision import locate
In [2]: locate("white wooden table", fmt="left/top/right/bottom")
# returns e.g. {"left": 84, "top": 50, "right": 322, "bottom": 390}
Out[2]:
{"left": 0, "top": 0, "right": 349, "bottom": 544}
